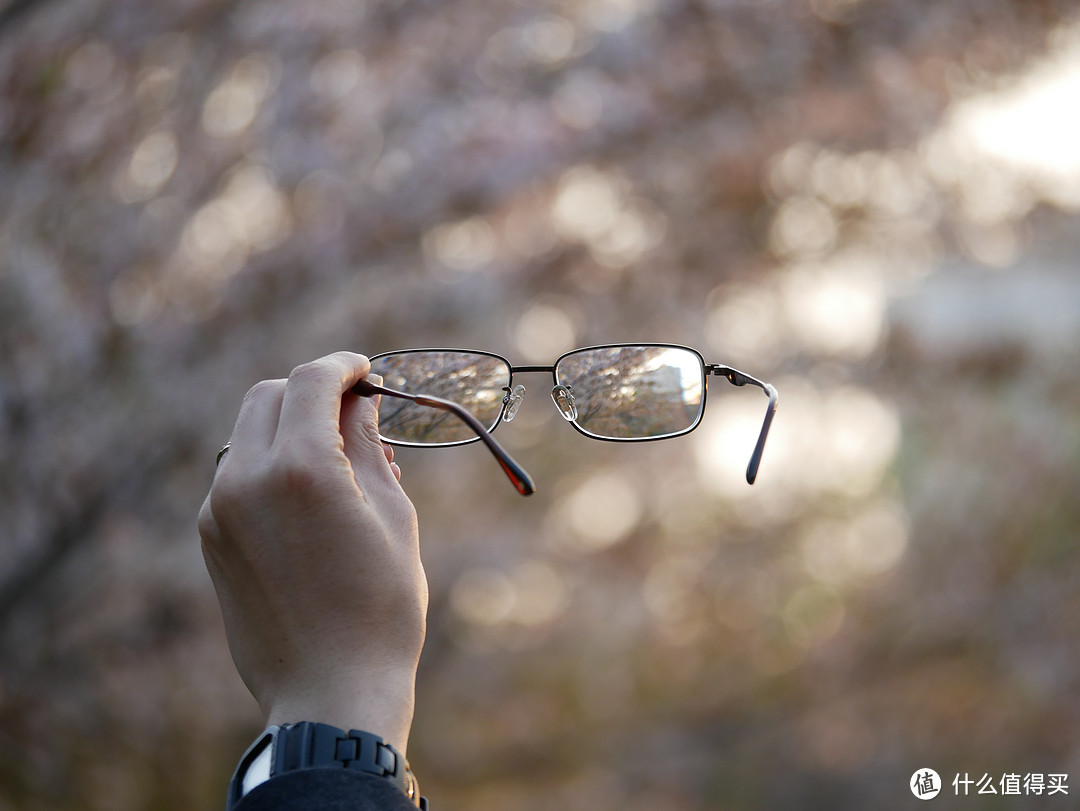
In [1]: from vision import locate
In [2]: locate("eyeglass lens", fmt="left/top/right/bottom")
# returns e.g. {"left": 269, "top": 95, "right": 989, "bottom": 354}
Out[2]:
{"left": 372, "top": 351, "right": 511, "bottom": 445}
{"left": 554, "top": 346, "right": 704, "bottom": 440}
{"left": 370, "top": 346, "right": 706, "bottom": 445}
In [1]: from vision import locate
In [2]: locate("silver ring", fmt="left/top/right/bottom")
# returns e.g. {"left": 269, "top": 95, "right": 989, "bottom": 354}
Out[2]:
{"left": 216, "top": 442, "right": 232, "bottom": 467}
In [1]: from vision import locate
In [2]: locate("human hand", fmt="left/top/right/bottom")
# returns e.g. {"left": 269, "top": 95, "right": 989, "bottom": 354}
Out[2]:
{"left": 198, "top": 352, "right": 427, "bottom": 754}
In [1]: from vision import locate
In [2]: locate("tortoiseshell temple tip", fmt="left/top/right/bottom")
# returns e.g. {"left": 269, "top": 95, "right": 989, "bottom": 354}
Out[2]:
{"left": 352, "top": 379, "right": 377, "bottom": 398}
{"left": 478, "top": 425, "right": 536, "bottom": 495}
{"left": 503, "top": 457, "right": 537, "bottom": 496}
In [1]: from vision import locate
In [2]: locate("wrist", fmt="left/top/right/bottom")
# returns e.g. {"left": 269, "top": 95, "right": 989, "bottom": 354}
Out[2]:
{"left": 263, "top": 664, "right": 416, "bottom": 754}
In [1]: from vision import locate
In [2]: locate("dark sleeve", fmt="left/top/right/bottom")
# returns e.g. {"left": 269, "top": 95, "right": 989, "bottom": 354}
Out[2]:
{"left": 235, "top": 769, "right": 420, "bottom": 811}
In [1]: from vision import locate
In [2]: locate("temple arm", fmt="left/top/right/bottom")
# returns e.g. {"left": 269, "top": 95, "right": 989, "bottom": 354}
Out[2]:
{"left": 352, "top": 379, "right": 536, "bottom": 496}
{"left": 708, "top": 366, "right": 779, "bottom": 485}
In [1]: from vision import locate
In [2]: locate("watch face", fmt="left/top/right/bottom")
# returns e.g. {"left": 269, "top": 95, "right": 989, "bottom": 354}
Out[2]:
{"left": 241, "top": 739, "right": 273, "bottom": 797}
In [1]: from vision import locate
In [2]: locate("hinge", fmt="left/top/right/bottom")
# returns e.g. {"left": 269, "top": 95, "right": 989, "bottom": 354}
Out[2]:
{"left": 705, "top": 364, "right": 751, "bottom": 387}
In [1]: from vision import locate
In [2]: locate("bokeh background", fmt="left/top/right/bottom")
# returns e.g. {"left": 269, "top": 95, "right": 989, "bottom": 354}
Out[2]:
{"left": 3, "top": 0, "right": 1080, "bottom": 809}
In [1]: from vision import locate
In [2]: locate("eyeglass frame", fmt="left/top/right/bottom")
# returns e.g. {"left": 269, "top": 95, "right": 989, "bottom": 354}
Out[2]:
{"left": 355, "top": 343, "right": 778, "bottom": 494}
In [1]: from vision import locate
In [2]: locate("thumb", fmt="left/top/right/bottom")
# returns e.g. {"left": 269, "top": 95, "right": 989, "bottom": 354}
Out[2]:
{"left": 341, "top": 373, "right": 398, "bottom": 487}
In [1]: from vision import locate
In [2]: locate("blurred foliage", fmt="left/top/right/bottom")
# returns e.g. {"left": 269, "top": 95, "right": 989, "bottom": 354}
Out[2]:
{"left": 2, "top": 0, "right": 1080, "bottom": 809}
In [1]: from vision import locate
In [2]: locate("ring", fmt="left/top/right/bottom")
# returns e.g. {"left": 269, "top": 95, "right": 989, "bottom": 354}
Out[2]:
{"left": 216, "top": 442, "right": 232, "bottom": 467}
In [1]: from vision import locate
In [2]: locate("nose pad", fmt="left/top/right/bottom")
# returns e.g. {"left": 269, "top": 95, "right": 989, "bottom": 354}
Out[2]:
{"left": 502, "top": 385, "right": 527, "bottom": 422}
{"left": 550, "top": 385, "right": 578, "bottom": 421}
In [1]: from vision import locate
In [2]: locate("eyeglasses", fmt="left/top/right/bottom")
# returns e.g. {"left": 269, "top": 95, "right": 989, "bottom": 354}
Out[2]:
{"left": 352, "top": 343, "right": 778, "bottom": 496}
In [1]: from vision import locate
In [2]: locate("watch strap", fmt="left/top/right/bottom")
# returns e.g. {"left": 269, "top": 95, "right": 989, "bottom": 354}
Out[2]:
{"left": 227, "top": 722, "right": 427, "bottom": 809}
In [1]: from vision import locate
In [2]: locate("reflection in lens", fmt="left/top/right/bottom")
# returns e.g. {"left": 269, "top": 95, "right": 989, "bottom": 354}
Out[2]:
{"left": 370, "top": 351, "right": 511, "bottom": 445}
{"left": 554, "top": 346, "right": 705, "bottom": 439}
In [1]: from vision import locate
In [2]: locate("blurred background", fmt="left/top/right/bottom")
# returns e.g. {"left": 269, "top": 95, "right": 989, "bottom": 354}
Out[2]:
{"left": 2, "top": 0, "right": 1079, "bottom": 808}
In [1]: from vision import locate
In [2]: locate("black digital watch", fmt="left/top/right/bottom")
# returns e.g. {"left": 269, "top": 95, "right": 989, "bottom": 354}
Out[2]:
{"left": 227, "top": 722, "right": 427, "bottom": 809}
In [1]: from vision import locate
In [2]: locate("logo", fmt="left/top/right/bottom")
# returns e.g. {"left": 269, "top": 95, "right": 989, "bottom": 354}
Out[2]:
{"left": 911, "top": 769, "right": 942, "bottom": 800}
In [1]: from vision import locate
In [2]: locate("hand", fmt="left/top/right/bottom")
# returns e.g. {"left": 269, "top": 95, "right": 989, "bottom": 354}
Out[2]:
{"left": 198, "top": 352, "right": 428, "bottom": 754}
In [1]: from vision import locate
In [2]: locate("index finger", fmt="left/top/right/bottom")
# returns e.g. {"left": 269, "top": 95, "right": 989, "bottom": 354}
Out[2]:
{"left": 274, "top": 351, "right": 371, "bottom": 452}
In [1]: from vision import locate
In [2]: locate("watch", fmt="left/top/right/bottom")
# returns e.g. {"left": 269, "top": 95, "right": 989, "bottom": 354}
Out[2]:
{"left": 227, "top": 722, "right": 427, "bottom": 810}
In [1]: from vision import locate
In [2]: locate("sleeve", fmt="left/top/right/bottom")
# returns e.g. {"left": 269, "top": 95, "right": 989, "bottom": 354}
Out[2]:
{"left": 234, "top": 769, "right": 422, "bottom": 811}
